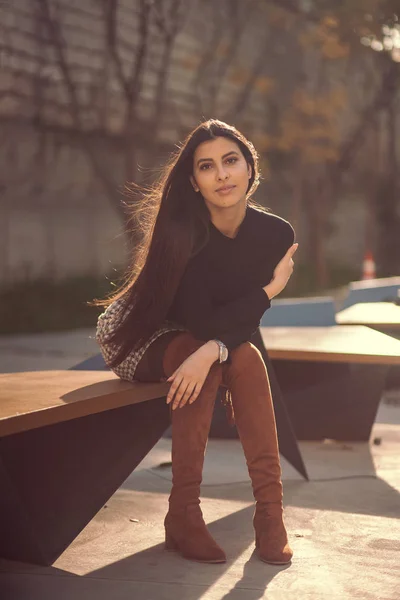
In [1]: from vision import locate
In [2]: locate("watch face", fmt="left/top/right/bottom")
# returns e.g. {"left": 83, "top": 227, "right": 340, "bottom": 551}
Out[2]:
{"left": 221, "top": 347, "right": 228, "bottom": 362}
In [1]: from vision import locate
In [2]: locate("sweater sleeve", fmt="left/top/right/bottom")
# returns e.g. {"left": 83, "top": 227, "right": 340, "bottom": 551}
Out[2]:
{"left": 217, "top": 323, "right": 262, "bottom": 356}
{"left": 169, "top": 261, "right": 271, "bottom": 347}
{"left": 201, "top": 220, "right": 295, "bottom": 353}
{"left": 219, "top": 220, "right": 296, "bottom": 354}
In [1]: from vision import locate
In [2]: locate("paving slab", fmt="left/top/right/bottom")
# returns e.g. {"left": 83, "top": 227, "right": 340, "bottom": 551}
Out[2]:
{"left": 1, "top": 329, "right": 399, "bottom": 599}
{"left": 0, "top": 328, "right": 97, "bottom": 373}
{"left": 1, "top": 420, "right": 399, "bottom": 600}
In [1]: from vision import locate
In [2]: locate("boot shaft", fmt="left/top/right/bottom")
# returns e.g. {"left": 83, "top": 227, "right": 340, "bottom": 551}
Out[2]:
{"left": 163, "top": 333, "right": 223, "bottom": 510}
{"left": 222, "top": 342, "right": 283, "bottom": 506}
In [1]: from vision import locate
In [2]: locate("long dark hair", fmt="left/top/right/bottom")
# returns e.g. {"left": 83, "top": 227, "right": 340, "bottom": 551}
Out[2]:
{"left": 92, "top": 118, "right": 264, "bottom": 367}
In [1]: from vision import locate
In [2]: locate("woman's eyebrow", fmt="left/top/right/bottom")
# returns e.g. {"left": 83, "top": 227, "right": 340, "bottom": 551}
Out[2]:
{"left": 196, "top": 151, "right": 239, "bottom": 166}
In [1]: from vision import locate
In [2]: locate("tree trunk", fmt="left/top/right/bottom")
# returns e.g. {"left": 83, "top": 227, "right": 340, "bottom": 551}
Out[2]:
{"left": 305, "top": 174, "right": 329, "bottom": 289}
{"left": 375, "top": 102, "right": 400, "bottom": 277}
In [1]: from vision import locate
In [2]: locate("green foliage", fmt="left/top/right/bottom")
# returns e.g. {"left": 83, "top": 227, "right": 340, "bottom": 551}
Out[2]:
{"left": 0, "top": 263, "right": 360, "bottom": 335}
{"left": 0, "top": 274, "right": 121, "bottom": 335}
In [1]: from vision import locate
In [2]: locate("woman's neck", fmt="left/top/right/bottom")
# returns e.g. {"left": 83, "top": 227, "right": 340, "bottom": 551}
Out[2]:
{"left": 209, "top": 202, "right": 247, "bottom": 239}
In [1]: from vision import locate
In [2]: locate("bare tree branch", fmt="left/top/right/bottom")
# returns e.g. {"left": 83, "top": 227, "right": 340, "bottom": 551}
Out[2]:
{"left": 224, "top": 36, "right": 271, "bottom": 120}
{"left": 331, "top": 57, "right": 399, "bottom": 182}
{"left": 190, "top": 5, "right": 225, "bottom": 114}
{"left": 104, "top": 0, "right": 134, "bottom": 99}
{"left": 151, "top": 0, "right": 189, "bottom": 132}
{"left": 207, "top": 0, "right": 258, "bottom": 114}
{"left": 37, "top": 0, "right": 125, "bottom": 221}
{"left": 152, "top": 0, "right": 187, "bottom": 38}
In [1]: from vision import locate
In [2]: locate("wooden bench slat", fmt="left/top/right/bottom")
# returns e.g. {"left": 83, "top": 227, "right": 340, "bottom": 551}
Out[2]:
{"left": 260, "top": 325, "right": 400, "bottom": 365}
{"left": 336, "top": 302, "right": 400, "bottom": 328}
{"left": 0, "top": 370, "right": 169, "bottom": 437}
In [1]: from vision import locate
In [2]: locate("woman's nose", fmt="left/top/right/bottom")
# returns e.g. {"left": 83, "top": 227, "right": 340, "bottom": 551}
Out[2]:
{"left": 216, "top": 165, "right": 229, "bottom": 180}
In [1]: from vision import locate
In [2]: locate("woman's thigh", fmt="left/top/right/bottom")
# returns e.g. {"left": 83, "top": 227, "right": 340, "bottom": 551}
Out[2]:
{"left": 134, "top": 330, "right": 182, "bottom": 383}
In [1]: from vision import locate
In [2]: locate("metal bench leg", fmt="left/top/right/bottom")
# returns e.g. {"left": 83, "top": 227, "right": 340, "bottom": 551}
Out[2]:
{"left": 272, "top": 360, "right": 388, "bottom": 441}
{"left": 0, "top": 396, "right": 169, "bottom": 565}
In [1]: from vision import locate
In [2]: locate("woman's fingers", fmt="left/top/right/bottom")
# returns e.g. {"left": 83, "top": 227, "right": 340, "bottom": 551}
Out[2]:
{"left": 172, "top": 379, "right": 195, "bottom": 410}
{"left": 176, "top": 382, "right": 197, "bottom": 409}
{"left": 170, "top": 378, "right": 187, "bottom": 409}
{"left": 189, "top": 382, "right": 201, "bottom": 404}
{"left": 280, "top": 243, "right": 298, "bottom": 262}
{"left": 167, "top": 375, "right": 196, "bottom": 409}
{"left": 182, "top": 378, "right": 205, "bottom": 407}
{"left": 166, "top": 376, "right": 183, "bottom": 404}
{"left": 167, "top": 374, "right": 203, "bottom": 409}
{"left": 275, "top": 244, "right": 298, "bottom": 278}
{"left": 275, "top": 244, "right": 298, "bottom": 272}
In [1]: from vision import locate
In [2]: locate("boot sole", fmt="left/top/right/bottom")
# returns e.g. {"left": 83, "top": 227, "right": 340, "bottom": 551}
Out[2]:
{"left": 165, "top": 543, "right": 226, "bottom": 563}
{"left": 257, "top": 551, "right": 292, "bottom": 566}
{"left": 259, "top": 557, "right": 292, "bottom": 565}
{"left": 255, "top": 536, "right": 292, "bottom": 565}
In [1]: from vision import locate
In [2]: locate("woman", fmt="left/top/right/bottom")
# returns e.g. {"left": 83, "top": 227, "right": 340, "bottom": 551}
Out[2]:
{"left": 94, "top": 119, "right": 298, "bottom": 566}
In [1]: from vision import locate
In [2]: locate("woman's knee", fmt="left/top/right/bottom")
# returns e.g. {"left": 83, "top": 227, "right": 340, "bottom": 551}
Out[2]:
{"left": 226, "top": 342, "right": 265, "bottom": 379}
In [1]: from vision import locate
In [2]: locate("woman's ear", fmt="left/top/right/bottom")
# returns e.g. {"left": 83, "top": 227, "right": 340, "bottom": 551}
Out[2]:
{"left": 247, "top": 164, "right": 252, "bottom": 179}
{"left": 189, "top": 175, "right": 199, "bottom": 192}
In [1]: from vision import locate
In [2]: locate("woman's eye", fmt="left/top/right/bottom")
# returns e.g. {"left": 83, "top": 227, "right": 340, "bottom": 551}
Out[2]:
{"left": 199, "top": 157, "right": 237, "bottom": 171}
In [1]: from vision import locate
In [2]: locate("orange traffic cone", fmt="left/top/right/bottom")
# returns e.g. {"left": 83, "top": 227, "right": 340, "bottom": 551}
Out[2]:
{"left": 362, "top": 250, "right": 376, "bottom": 280}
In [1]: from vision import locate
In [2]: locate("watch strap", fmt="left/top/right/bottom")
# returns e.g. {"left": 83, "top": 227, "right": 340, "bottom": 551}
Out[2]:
{"left": 212, "top": 339, "right": 228, "bottom": 363}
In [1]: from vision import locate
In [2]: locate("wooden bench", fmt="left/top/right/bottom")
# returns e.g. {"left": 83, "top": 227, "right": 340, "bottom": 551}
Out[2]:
{"left": 6, "top": 324, "right": 397, "bottom": 565}
{"left": 336, "top": 302, "right": 400, "bottom": 337}
{"left": 336, "top": 302, "right": 400, "bottom": 389}
{"left": 260, "top": 325, "right": 400, "bottom": 442}
{"left": 0, "top": 371, "right": 170, "bottom": 566}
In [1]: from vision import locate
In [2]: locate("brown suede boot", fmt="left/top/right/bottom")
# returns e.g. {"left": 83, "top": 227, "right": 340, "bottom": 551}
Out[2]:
{"left": 162, "top": 333, "right": 226, "bottom": 564}
{"left": 222, "top": 342, "right": 293, "bottom": 566}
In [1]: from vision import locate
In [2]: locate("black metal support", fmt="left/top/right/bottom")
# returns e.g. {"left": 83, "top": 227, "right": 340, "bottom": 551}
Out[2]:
{"left": 0, "top": 397, "right": 169, "bottom": 565}
{"left": 272, "top": 359, "right": 388, "bottom": 441}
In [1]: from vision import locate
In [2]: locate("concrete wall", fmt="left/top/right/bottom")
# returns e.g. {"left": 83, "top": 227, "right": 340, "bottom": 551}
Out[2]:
{"left": 0, "top": 0, "right": 370, "bottom": 285}
{"left": 0, "top": 120, "right": 127, "bottom": 284}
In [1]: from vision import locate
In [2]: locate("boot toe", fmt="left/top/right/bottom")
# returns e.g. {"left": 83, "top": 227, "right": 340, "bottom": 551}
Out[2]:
{"left": 254, "top": 513, "right": 293, "bottom": 566}
{"left": 258, "top": 543, "right": 293, "bottom": 565}
{"left": 165, "top": 509, "right": 227, "bottom": 564}
{"left": 185, "top": 546, "right": 227, "bottom": 564}
{"left": 177, "top": 531, "right": 227, "bottom": 564}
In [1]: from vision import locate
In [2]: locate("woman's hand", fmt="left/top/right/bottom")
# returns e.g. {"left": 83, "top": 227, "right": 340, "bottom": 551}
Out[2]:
{"left": 263, "top": 243, "right": 298, "bottom": 300}
{"left": 166, "top": 342, "right": 218, "bottom": 410}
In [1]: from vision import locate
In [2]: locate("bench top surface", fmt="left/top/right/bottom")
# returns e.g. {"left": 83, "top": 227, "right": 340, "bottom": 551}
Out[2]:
{"left": 3, "top": 325, "right": 400, "bottom": 436}
{"left": 0, "top": 370, "right": 169, "bottom": 437}
{"left": 260, "top": 325, "right": 400, "bottom": 364}
{"left": 335, "top": 303, "right": 400, "bottom": 328}
{"left": 348, "top": 276, "right": 400, "bottom": 290}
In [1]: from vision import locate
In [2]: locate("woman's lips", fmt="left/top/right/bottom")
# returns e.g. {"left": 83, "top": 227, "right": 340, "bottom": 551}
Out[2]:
{"left": 216, "top": 185, "right": 236, "bottom": 195}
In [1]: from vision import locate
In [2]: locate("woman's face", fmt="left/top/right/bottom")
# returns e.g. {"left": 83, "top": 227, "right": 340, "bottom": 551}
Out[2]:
{"left": 190, "top": 137, "right": 252, "bottom": 210}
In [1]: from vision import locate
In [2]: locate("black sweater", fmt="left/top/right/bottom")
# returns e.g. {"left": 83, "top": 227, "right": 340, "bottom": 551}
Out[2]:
{"left": 166, "top": 205, "right": 295, "bottom": 359}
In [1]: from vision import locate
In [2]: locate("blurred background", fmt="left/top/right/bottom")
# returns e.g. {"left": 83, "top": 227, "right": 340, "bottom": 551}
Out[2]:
{"left": 0, "top": 0, "right": 399, "bottom": 335}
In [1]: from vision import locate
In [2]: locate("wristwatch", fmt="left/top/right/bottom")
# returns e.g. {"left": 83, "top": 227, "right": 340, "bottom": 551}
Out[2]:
{"left": 212, "top": 339, "right": 229, "bottom": 363}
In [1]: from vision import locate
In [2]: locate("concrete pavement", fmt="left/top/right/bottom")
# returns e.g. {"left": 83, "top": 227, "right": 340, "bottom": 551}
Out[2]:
{"left": 1, "top": 328, "right": 399, "bottom": 599}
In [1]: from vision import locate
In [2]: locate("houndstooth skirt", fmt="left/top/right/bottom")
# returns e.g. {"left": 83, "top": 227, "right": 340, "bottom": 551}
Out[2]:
{"left": 95, "top": 297, "right": 186, "bottom": 382}
{"left": 96, "top": 297, "right": 235, "bottom": 424}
